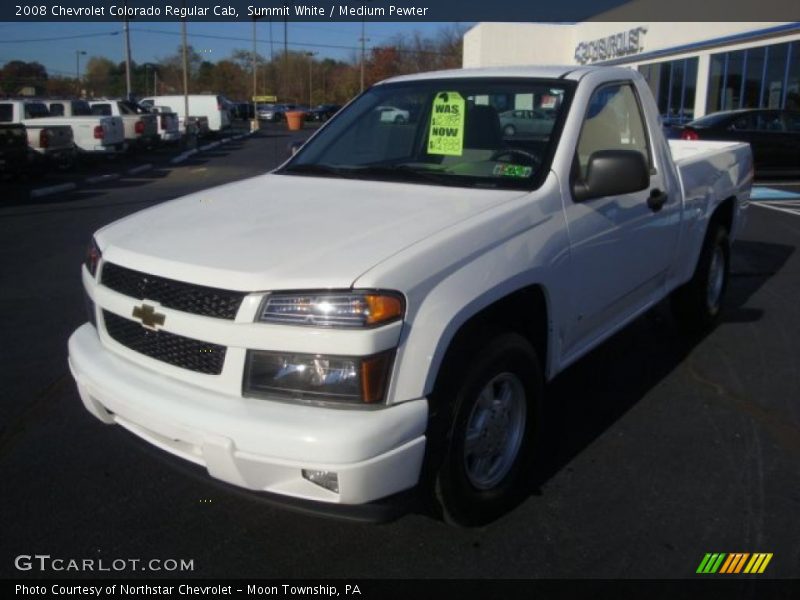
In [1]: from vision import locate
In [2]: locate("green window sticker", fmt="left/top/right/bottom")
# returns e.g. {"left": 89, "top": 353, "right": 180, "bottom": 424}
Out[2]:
{"left": 428, "top": 91, "right": 465, "bottom": 156}
{"left": 492, "top": 163, "right": 533, "bottom": 178}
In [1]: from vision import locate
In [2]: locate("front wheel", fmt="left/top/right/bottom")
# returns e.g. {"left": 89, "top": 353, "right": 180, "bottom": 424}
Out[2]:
{"left": 671, "top": 223, "right": 730, "bottom": 332}
{"left": 432, "top": 332, "right": 542, "bottom": 526}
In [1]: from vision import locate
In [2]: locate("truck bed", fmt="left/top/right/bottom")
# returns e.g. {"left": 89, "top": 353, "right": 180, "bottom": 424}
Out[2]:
{"left": 667, "top": 139, "right": 752, "bottom": 287}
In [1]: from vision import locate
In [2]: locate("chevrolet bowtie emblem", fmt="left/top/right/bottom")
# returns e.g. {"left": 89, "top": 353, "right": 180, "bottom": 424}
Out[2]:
{"left": 132, "top": 304, "right": 166, "bottom": 330}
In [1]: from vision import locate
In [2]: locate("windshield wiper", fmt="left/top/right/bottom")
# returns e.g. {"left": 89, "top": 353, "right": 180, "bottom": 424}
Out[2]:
{"left": 280, "top": 163, "right": 354, "bottom": 179}
{"left": 347, "top": 164, "right": 461, "bottom": 186}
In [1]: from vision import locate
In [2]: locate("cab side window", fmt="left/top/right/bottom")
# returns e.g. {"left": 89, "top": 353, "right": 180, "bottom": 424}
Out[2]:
{"left": 730, "top": 114, "right": 754, "bottom": 130}
{"left": 576, "top": 84, "right": 651, "bottom": 179}
{"left": 49, "top": 103, "right": 64, "bottom": 117}
{"left": 755, "top": 111, "right": 785, "bottom": 132}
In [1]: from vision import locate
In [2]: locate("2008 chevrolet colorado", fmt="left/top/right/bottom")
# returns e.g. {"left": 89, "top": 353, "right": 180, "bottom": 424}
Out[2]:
{"left": 68, "top": 66, "right": 752, "bottom": 525}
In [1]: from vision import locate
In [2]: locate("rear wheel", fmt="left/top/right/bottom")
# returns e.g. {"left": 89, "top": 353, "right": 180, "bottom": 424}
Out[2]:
{"left": 431, "top": 332, "right": 542, "bottom": 526}
{"left": 671, "top": 223, "right": 730, "bottom": 332}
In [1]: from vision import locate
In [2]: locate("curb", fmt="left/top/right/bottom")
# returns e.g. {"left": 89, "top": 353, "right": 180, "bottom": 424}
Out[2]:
{"left": 128, "top": 163, "right": 153, "bottom": 175}
{"left": 28, "top": 129, "right": 251, "bottom": 197}
{"left": 85, "top": 173, "right": 121, "bottom": 185}
{"left": 30, "top": 182, "right": 78, "bottom": 199}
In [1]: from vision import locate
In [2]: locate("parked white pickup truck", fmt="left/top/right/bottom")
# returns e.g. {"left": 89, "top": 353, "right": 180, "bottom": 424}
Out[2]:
{"left": 43, "top": 99, "right": 125, "bottom": 155}
{"left": 0, "top": 100, "right": 75, "bottom": 165}
{"left": 89, "top": 99, "right": 159, "bottom": 150}
{"left": 147, "top": 106, "right": 181, "bottom": 143}
{"left": 68, "top": 66, "right": 751, "bottom": 525}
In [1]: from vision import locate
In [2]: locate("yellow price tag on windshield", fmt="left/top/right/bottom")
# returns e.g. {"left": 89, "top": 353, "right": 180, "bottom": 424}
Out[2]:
{"left": 428, "top": 91, "right": 465, "bottom": 156}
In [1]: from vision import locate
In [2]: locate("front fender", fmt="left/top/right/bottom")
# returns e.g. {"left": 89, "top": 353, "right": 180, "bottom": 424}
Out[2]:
{"left": 354, "top": 174, "right": 572, "bottom": 404}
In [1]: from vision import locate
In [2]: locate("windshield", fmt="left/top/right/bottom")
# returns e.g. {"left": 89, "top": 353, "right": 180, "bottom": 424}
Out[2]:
{"left": 280, "top": 78, "right": 573, "bottom": 190}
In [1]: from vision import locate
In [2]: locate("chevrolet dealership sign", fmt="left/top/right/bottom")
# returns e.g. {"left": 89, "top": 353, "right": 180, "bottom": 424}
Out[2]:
{"left": 574, "top": 26, "right": 648, "bottom": 64}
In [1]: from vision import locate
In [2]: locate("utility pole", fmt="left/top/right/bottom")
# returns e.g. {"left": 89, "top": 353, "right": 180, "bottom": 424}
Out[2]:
{"left": 75, "top": 50, "right": 86, "bottom": 97}
{"left": 359, "top": 20, "right": 369, "bottom": 93}
{"left": 284, "top": 17, "right": 288, "bottom": 100}
{"left": 252, "top": 18, "right": 258, "bottom": 132}
{"left": 123, "top": 1, "right": 133, "bottom": 98}
{"left": 306, "top": 52, "right": 317, "bottom": 107}
{"left": 181, "top": 16, "right": 189, "bottom": 133}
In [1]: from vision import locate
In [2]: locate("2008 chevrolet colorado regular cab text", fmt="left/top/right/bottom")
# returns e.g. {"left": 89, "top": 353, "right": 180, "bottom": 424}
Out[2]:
{"left": 68, "top": 66, "right": 752, "bottom": 525}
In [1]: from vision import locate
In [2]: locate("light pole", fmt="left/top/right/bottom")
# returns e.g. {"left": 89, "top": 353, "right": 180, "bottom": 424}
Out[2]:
{"left": 305, "top": 52, "right": 317, "bottom": 107}
{"left": 122, "top": 1, "right": 133, "bottom": 98}
{"left": 359, "top": 21, "right": 369, "bottom": 93}
{"left": 252, "top": 17, "right": 259, "bottom": 132}
{"left": 181, "top": 15, "right": 189, "bottom": 134}
{"left": 142, "top": 63, "right": 157, "bottom": 96}
{"left": 75, "top": 50, "right": 86, "bottom": 96}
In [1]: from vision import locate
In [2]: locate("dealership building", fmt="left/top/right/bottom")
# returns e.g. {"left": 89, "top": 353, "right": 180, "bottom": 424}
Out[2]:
{"left": 463, "top": 20, "right": 800, "bottom": 122}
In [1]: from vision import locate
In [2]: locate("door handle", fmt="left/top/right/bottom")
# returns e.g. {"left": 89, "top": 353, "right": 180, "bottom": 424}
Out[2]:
{"left": 647, "top": 188, "right": 668, "bottom": 212}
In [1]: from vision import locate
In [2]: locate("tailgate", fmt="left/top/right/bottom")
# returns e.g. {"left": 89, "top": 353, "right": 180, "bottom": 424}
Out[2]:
{"left": 102, "top": 116, "right": 125, "bottom": 145}
{"left": 141, "top": 114, "right": 158, "bottom": 136}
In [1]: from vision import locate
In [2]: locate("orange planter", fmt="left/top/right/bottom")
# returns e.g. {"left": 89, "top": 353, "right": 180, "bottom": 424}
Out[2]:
{"left": 285, "top": 111, "right": 305, "bottom": 131}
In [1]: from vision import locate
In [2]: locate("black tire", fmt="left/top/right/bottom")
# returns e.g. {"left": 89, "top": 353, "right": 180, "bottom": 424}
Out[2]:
{"left": 431, "top": 332, "right": 542, "bottom": 526}
{"left": 671, "top": 222, "right": 730, "bottom": 332}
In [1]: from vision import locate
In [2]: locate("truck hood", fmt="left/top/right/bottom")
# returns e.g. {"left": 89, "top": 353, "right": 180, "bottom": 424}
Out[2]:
{"left": 97, "top": 173, "right": 527, "bottom": 291}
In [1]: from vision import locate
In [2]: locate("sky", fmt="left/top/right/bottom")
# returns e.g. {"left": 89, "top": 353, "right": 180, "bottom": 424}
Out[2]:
{"left": 0, "top": 21, "right": 474, "bottom": 78}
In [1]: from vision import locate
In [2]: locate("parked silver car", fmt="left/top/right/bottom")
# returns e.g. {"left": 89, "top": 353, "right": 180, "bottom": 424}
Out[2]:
{"left": 499, "top": 109, "right": 555, "bottom": 137}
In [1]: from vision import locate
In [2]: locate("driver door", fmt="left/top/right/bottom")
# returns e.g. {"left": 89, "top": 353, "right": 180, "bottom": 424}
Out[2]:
{"left": 562, "top": 82, "right": 680, "bottom": 358}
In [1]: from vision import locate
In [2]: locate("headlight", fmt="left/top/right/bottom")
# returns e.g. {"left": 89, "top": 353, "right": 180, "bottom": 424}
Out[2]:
{"left": 258, "top": 291, "right": 404, "bottom": 328}
{"left": 85, "top": 237, "right": 101, "bottom": 277}
{"left": 244, "top": 350, "right": 394, "bottom": 406}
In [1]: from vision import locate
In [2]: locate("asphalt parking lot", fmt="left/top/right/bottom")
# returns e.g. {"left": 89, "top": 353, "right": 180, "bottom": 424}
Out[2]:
{"left": 1, "top": 133, "right": 799, "bottom": 580}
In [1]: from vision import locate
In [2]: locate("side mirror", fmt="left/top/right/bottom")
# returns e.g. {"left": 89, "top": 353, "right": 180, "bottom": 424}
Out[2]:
{"left": 572, "top": 149, "right": 649, "bottom": 202}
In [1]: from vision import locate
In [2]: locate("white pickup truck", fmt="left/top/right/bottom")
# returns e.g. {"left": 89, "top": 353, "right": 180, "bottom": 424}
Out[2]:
{"left": 68, "top": 66, "right": 751, "bottom": 525}
{"left": 43, "top": 99, "right": 125, "bottom": 156}
{"left": 0, "top": 100, "right": 75, "bottom": 165}
{"left": 89, "top": 100, "right": 159, "bottom": 150}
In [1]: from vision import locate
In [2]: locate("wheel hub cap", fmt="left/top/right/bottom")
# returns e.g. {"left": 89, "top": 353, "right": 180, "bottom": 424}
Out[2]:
{"left": 463, "top": 373, "right": 527, "bottom": 490}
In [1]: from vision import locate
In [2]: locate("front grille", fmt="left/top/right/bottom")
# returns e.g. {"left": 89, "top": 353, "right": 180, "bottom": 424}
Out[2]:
{"left": 101, "top": 262, "right": 246, "bottom": 320}
{"left": 103, "top": 311, "right": 226, "bottom": 375}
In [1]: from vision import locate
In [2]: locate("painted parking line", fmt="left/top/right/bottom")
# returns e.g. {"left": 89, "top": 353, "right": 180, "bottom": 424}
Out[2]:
{"left": 85, "top": 173, "right": 121, "bottom": 185}
{"left": 127, "top": 163, "right": 153, "bottom": 175}
{"left": 30, "top": 182, "right": 77, "bottom": 199}
{"left": 751, "top": 186, "right": 800, "bottom": 200}
{"left": 751, "top": 186, "right": 800, "bottom": 216}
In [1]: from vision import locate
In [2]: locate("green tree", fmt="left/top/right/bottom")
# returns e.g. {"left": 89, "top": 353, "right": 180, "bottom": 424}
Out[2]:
{"left": 0, "top": 60, "right": 48, "bottom": 95}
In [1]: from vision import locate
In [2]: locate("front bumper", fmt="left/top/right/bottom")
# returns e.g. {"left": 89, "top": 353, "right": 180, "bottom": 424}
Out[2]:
{"left": 68, "top": 323, "right": 427, "bottom": 505}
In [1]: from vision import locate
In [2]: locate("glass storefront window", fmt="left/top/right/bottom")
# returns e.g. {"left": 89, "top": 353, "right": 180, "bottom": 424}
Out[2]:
{"left": 763, "top": 43, "right": 790, "bottom": 108}
{"left": 708, "top": 41, "right": 795, "bottom": 114}
{"left": 707, "top": 54, "right": 725, "bottom": 113}
{"left": 723, "top": 50, "right": 744, "bottom": 110}
{"left": 743, "top": 47, "right": 765, "bottom": 109}
{"left": 639, "top": 57, "right": 699, "bottom": 124}
{"left": 787, "top": 43, "right": 800, "bottom": 110}
{"left": 683, "top": 58, "right": 698, "bottom": 120}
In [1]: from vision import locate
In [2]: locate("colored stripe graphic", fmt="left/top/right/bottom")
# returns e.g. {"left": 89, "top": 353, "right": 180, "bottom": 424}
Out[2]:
{"left": 744, "top": 553, "right": 774, "bottom": 574}
{"left": 697, "top": 553, "right": 727, "bottom": 573}
{"left": 699, "top": 553, "right": 773, "bottom": 574}
{"left": 720, "top": 553, "right": 749, "bottom": 574}
{"left": 718, "top": 554, "right": 735, "bottom": 574}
